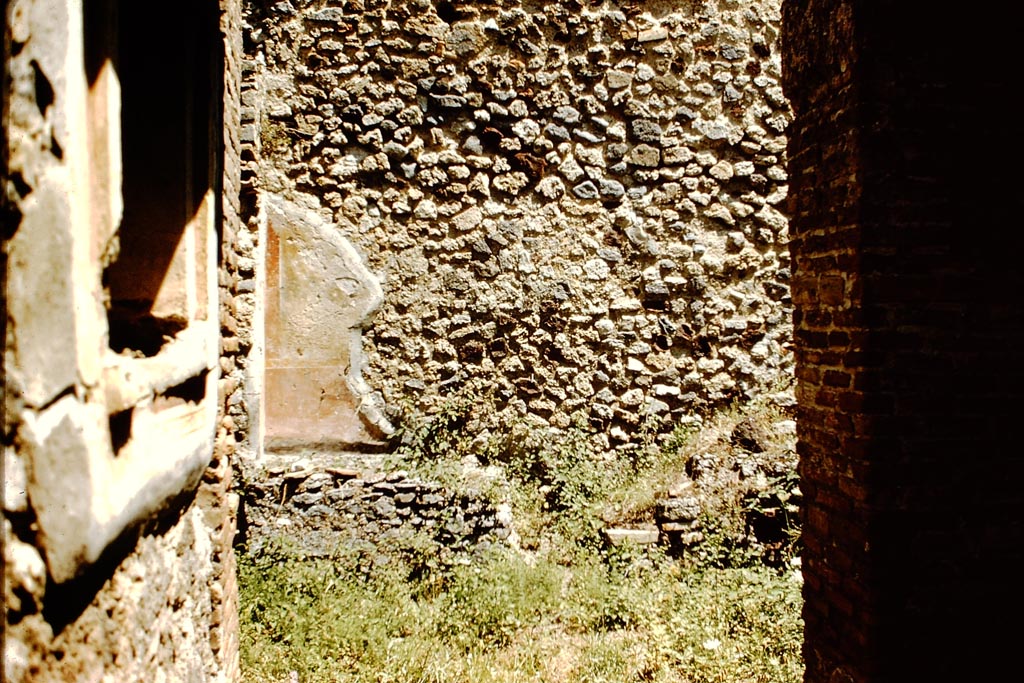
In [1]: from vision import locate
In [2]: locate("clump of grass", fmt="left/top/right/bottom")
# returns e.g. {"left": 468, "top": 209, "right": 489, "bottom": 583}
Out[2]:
{"left": 239, "top": 538, "right": 802, "bottom": 683}
{"left": 239, "top": 395, "right": 803, "bottom": 683}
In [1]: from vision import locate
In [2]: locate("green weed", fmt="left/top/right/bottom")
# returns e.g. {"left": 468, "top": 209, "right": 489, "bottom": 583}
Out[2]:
{"left": 238, "top": 396, "right": 803, "bottom": 683}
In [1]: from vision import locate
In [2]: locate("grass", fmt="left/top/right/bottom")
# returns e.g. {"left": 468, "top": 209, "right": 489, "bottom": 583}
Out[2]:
{"left": 238, "top": 396, "right": 803, "bottom": 683}
{"left": 239, "top": 546, "right": 802, "bottom": 683}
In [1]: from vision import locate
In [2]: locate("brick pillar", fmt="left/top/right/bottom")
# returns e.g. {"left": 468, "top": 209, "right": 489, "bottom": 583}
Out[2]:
{"left": 212, "top": 1, "right": 244, "bottom": 680}
{"left": 782, "top": 2, "right": 1024, "bottom": 681}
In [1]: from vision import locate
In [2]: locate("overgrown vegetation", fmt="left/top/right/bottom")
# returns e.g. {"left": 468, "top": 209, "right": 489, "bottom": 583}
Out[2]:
{"left": 239, "top": 393, "right": 803, "bottom": 682}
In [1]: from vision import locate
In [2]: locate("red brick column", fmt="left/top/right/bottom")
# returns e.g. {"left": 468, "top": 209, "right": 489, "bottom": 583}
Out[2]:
{"left": 212, "top": 0, "right": 244, "bottom": 680}
{"left": 782, "top": 2, "right": 1024, "bottom": 681}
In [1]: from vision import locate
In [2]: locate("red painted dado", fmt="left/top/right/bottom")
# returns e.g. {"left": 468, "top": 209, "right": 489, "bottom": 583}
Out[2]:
{"left": 263, "top": 197, "right": 389, "bottom": 451}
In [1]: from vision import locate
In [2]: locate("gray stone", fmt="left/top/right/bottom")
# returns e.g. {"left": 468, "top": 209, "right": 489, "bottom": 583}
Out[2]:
{"left": 304, "top": 504, "right": 336, "bottom": 518}
{"left": 720, "top": 44, "right": 746, "bottom": 61}
{"left": 383, "top": 141, "right": 408, "bottom": 159}
{"left": 598, "top": 247, "right": 623, "bottom": 263}
{"left": 572, "top": 180, "right": 600, "bottom": 199}
{"left": 645, "top": 398, "right": 671, "bottom": 414}
{"left": 573, "top": 129, "right": 605, "bottom": 144}
{"left": 630, "top": 119, "right": 663, "bottom": 143}
{"left": 310, "top": 8, "right": 343, "bottom": 21}
{"left": 431, "top": 94, "right": 467, "bottom": 108}
{"left": 544, "top": 123, "right": 571, "bottom": 141}
{"left": 599, "top": 179, "right": 625, "bottom": 198}
{"left": 553, "top": 106, "right": 582, "bottom": 124}
{"left": 627, "top": 144, "right": 661, "bottom": 167}
{"left": 606, "top": 69, "right": 632, "bottom": 89}
{"left": 676, "top": 106, "right": 698, "bottom": 121}
{"left": 373, "top": 497, "right": 396, "bottom": 517}
{"left": 628, "top": 186, "right": 656, "bottom": 207}
{"left": 644, "top": 280, "right": 670, "bottom": 297}
{"left": 463, "top": 135, "right": 484, "bottom": 155}
{"left": 657, "top": 496, "right": 701, "bottom": 523}
{"left": 326, "top": 488, "right": 355, "bottom": 503}
{"left": 607, "top": 142, "right": 629, "bottom": 160}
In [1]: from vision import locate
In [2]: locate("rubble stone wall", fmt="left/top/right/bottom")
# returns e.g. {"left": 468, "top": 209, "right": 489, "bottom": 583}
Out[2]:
{"left": 242, "top": 462, "right": 516, "bottom": 558}
{"left": 244, "top": 0, "right": 794, "bottom": 453}
{"left": 227, "top": 42, "right": 267, "bottom": 461}
{"left": 213, "top": 0, "right": 246, "bottom": 680}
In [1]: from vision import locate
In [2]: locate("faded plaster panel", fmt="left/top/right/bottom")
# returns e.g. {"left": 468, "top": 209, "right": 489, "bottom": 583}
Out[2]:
{"left": 6, "top": 0, "right": 100, "bottom": 407}
{"left": 263, "top": 196, "right": 391, "bottom": 448}
{"left": 19, "top": 396, "right": 104, "bottom": 581}
{"left": 267, "top": 202, "right": 381, "bottom": 362}
{"left": 7, "top": 184, "right": 80, "bottom": 406}
{"left": 264, "top": 366, "right": 367, "bottom": 444}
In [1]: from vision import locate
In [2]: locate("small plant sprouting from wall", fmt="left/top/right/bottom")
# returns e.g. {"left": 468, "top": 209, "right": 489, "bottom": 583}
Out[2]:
{"left": 259, "top": 120, "right": 292, "bottom": 157}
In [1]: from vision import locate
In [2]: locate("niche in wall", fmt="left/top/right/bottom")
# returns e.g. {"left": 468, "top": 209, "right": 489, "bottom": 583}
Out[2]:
{"left": 97, "top": 0, "right": 217, "bottom": 357}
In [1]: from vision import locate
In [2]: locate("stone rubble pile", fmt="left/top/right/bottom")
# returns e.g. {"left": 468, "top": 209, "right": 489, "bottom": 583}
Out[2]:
{"left": 603, "top": 412, "right": 799, "bottom": 557}
{"left": 241, "top": 461, "right": 516, "bottom": 557}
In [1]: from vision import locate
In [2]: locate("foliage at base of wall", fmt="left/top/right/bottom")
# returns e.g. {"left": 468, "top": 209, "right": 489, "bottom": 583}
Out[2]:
{"left": 237, "top": 394, "right": 803, "bottom": 682}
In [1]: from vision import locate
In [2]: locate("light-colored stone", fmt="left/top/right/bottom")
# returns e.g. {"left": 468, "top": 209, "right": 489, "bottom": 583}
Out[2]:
{"left": 452, "top": 206, "right": 483, "bottom": 232}
{"left": 604, "top": 528, "right": 659, "bottom": 545}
